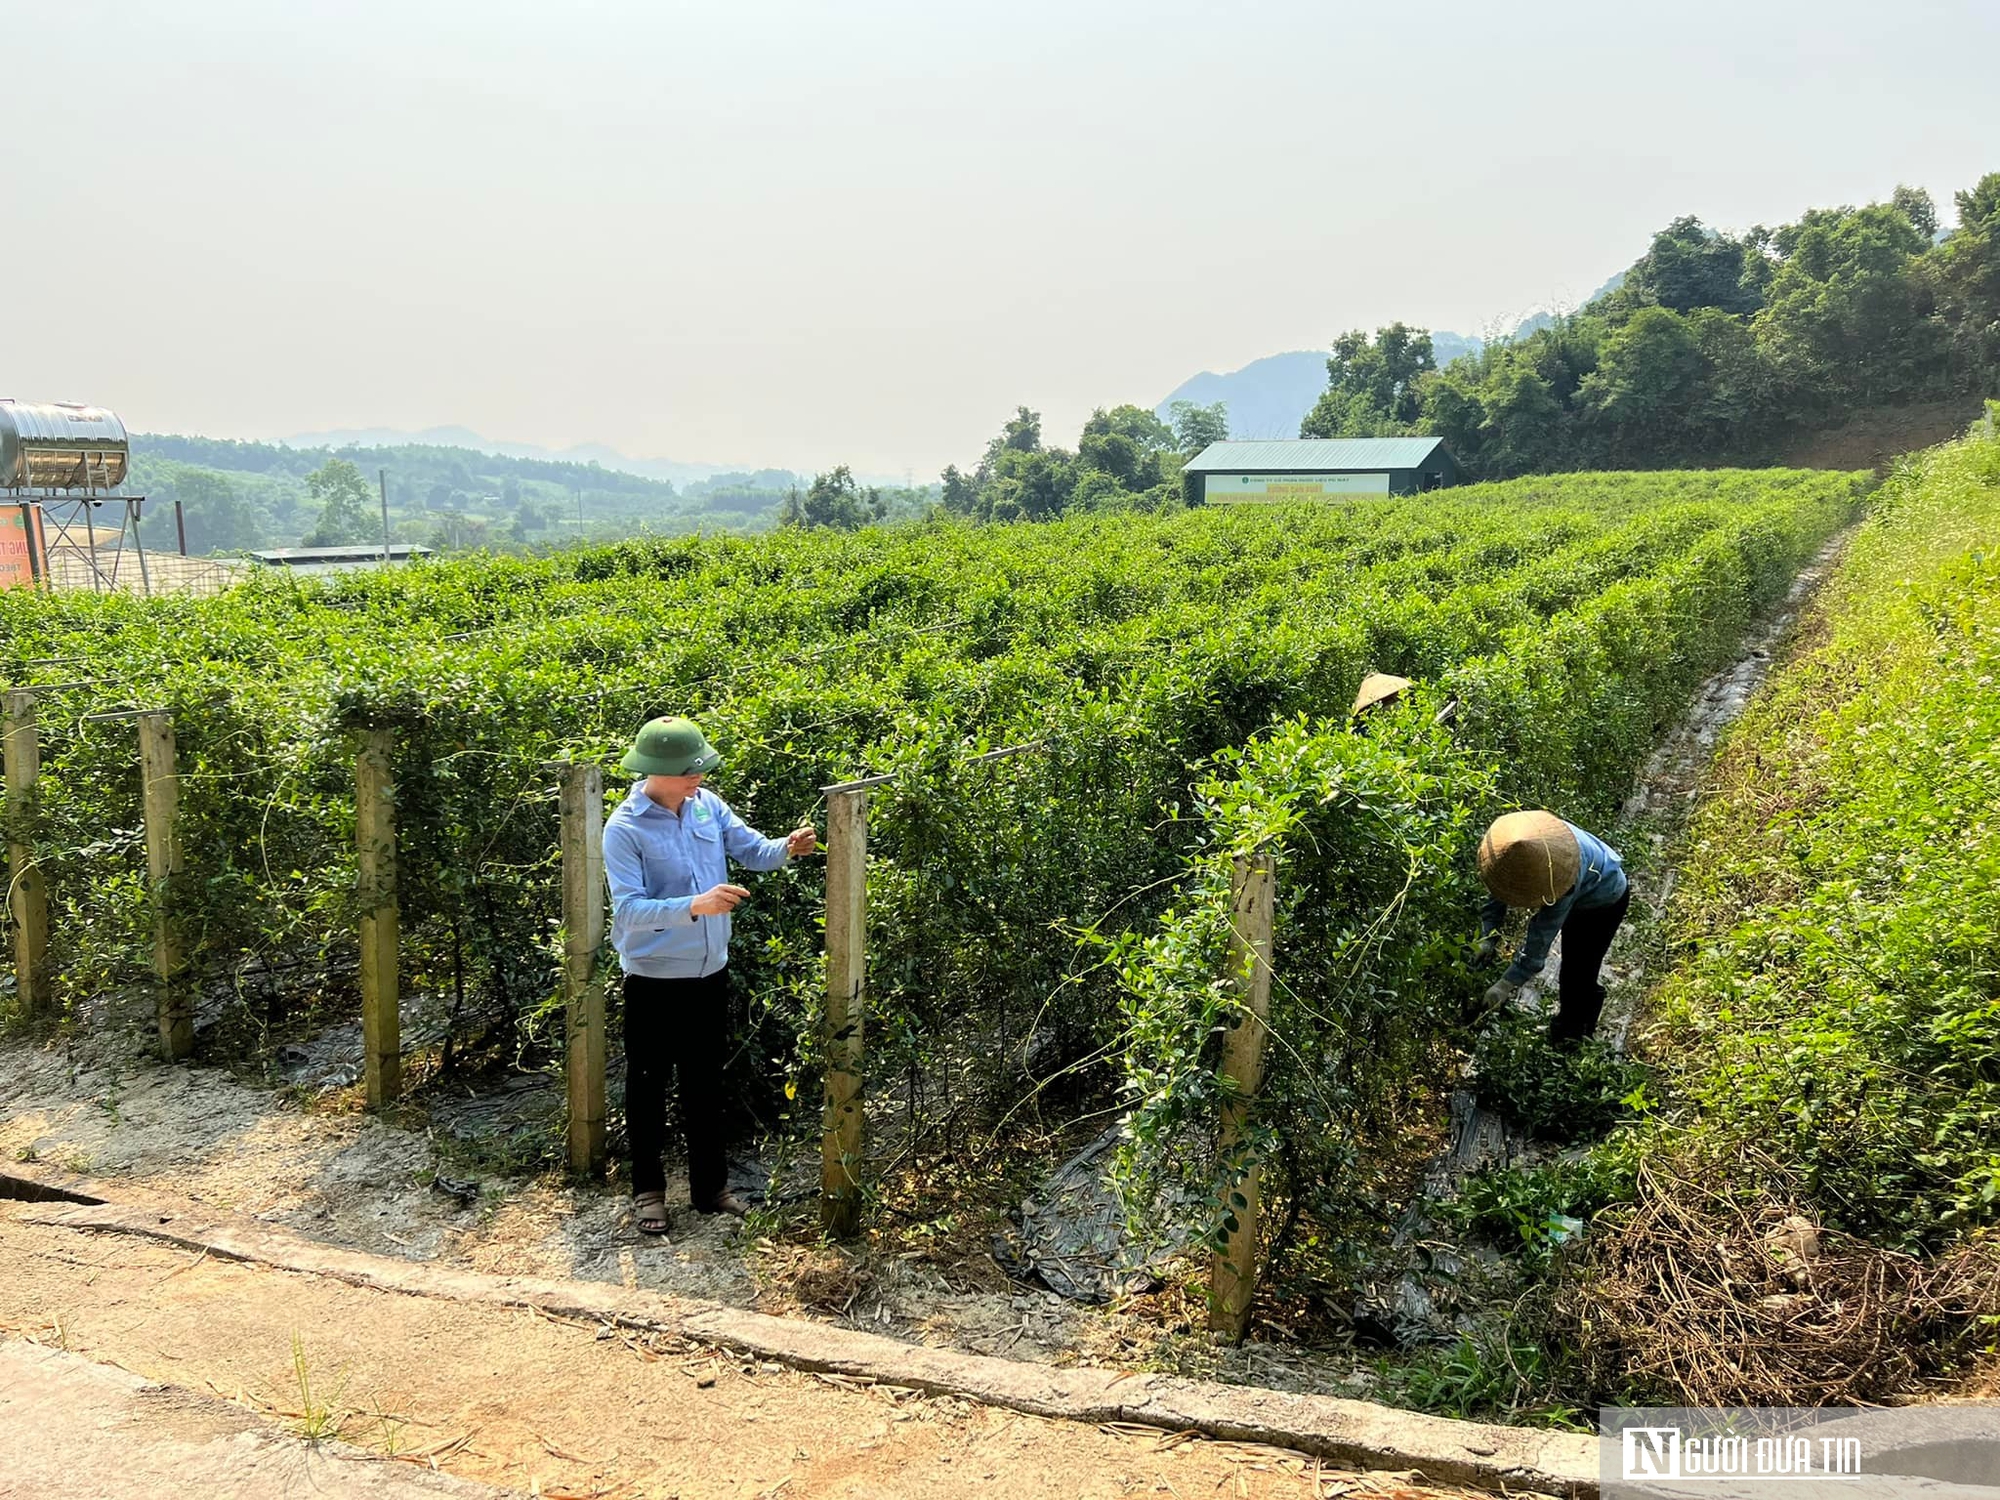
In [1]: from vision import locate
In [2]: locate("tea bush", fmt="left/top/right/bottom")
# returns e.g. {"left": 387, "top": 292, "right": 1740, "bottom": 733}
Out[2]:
{"left": 1, "top": 470, "right": 1862, "bottom": 1194}
{"left": 1471, "top": 1016, "right": 1647, "bottom": 1145}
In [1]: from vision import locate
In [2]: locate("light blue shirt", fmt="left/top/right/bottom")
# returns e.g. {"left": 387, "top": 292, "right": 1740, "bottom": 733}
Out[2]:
{"left": 602, "top": 783, "right": 791, "bottom": 978}
{"left": 1479, "top": 821, "right": 1628, "bottom": 985}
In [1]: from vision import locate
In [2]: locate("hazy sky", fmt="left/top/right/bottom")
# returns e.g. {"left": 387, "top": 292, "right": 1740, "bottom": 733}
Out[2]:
{"left": 4, "top": 0, "right": 1995, "bottom": 476}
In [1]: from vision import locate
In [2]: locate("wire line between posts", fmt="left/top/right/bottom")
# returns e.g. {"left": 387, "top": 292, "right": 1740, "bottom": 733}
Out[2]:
{"left": 818, "top": 738, "right": 1047, "bottom": 795}
{"left": 815, "top": 736, "right": 1047, "bottom": 1237}
{"left": 19, "top": 680, "right": 103, "bottom": 695}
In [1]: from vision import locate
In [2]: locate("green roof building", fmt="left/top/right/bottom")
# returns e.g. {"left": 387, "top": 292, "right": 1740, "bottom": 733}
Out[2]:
{"left": 1182, "top": 437, "right": 1460, "bottom": 505}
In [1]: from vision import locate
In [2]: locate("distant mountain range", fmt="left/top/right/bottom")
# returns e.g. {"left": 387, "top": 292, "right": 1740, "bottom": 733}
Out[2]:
{"left": 1159, "top": 275, "right": 1625, "bottom": 440}
{"left": 281, "top": 426, "right": 740, "bottom": 487}
{"left": 280, "top": 425, "right": 912, "bottom": 493}
{"left": 1154, "top": 333, "right": 1484, "bottom": 441}
{"left": 284, "top": 279, "right": 1630, "bottom": 481}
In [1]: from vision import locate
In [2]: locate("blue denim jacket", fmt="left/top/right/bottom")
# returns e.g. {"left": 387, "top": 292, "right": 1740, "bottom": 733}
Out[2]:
{"left": 602, "top": 783, "right": 791, "bottom": 978}
{"left": 1479, "top": 821, "right": 1628, "bottom": 985}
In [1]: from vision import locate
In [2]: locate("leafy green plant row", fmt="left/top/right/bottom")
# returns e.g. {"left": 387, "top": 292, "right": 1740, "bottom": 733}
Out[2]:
{"left": 1107, "top": 473, "right": 1859, "bottom": 1264}
{"left": 0, "top": 471, "right": 1862, "bottom": 1161}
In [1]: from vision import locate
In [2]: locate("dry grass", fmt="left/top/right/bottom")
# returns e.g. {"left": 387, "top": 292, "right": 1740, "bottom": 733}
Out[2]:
{"left": 754, "top": 1242, "right": 876, "bottom": 1314}
{"left": 1564, "top": 1150, "right": 2000, "bottom": 1406}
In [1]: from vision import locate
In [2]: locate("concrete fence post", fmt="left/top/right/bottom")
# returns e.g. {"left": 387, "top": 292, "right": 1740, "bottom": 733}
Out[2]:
{"left": 355, "top": 727, "right": 400, "bottom": 1109}
{"left": 137, "top": 711, "right": 192, "bottom": 1059}
{"left": 2, "top": 689, "right": 49, "bottom": 1018}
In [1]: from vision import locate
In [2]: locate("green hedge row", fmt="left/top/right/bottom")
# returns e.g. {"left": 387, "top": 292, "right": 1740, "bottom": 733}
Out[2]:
{"left": 1, "top": 471, "right": 1863, "bottom": 1165}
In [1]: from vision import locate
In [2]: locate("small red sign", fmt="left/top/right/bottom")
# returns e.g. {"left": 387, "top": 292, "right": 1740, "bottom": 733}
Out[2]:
{"left": 0, "top": 508, "right": 41, "bottom": 589}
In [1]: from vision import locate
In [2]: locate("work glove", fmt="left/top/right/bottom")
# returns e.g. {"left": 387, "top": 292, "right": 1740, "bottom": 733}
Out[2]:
{"left": 1484, "top": 977, "right": 1521, "bottom": 1011}
{"left": 1474, "top": 934, "right": 1501, "bottom": 966}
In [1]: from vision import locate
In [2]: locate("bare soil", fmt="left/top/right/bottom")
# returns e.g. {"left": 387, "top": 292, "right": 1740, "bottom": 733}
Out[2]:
{"left": 0, "top": 1024, "right": 1373, "bottom": 1401}
{"left": 0, "top": 1203, "right": 1476, "bottom": 1500}
{"left": 1764, "top": 398, "right": 1982, "bottom": 474}
{"left": 1, "top": 1337, "right": 509, "bottom": 1500}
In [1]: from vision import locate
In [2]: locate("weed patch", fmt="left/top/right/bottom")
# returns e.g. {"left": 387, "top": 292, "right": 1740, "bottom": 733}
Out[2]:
{"left": 1569, "top": 414, "right": 2000, "bottom": 1403}
{"left": 1471, "top": 1016, "right": 1647, "bottom": 1145}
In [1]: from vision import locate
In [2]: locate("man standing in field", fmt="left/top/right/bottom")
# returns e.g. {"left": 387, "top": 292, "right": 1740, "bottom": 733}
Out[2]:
{"left": 602, "top": 716, "right": 817, "bottom": 1236}
{"left": 1473, "top": 810, "right": 1630, "bottom": 1045}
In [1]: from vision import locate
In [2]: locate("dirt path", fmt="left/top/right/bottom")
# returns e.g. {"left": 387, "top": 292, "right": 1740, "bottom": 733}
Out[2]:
{"left": 1, "top": 1339, "right": 512, "bottom": 1500}
{"left": 0, "top": 1202, "right": 1473, "bottom": 1500}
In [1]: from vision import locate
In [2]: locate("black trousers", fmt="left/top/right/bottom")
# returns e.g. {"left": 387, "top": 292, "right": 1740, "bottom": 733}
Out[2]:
{"left": 1551, "top": 886, "right": 1632, "bottom": 1043}
{"left": 622, "top": 969, "right": 728, "bottom": 1206}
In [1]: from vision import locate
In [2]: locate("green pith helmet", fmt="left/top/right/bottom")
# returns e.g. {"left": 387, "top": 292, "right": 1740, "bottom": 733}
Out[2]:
{"left": 620, "top": 717, "right": 722, "bottom": 777}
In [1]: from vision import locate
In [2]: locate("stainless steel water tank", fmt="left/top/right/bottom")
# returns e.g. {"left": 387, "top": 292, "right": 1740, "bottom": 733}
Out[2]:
{"left": 0, "top": 400, "right": 130, "bottom": 489}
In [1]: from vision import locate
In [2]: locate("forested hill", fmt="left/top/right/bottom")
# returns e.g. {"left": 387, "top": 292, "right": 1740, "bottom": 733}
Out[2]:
{"left": 1296, "top": 174, "right": 2000, "bottom": 480}
{"left": 1153, "top": 288, "right": 1628, "bottom": 443}
{"left": 144, "top": 433, "right": 691, "bottom": 500}
{"left": 127, "top": 432, "right": 815, "bottom": 555}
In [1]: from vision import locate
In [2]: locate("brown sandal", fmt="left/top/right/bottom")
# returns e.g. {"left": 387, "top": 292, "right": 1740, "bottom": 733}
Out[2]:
{"left": 634, "top": 1191, "right": 670, "bottom": 1236}
{"left": 701, "top": 1192, "right": 750, "bottom": 1220}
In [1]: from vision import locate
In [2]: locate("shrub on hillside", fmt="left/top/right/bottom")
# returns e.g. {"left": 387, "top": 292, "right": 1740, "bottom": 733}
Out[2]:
{"left": 1638, "top": 424, "right": 2000, "bottom": 1249}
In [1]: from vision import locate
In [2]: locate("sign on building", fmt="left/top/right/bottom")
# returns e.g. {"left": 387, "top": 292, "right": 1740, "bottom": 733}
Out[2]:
{"left": 1205, "top": 472, "right": 1392, "bottom": 502}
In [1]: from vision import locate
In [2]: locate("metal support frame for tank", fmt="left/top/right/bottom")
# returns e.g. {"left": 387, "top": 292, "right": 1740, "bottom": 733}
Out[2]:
{"left": 8, "top": 492, "right": 153, "bottom": 596}
{"left": 15, "top": 501, "right": 41, "bottom": 584}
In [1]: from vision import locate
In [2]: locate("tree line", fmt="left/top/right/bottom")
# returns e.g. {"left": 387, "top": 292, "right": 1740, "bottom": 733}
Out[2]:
{"left": 791, "top": 173, "right": 1997, "bottom": 536}
{"left": 127, "top": 440, "right": 859, "bottom": 555}
{"left": 781, "top": 400, "right": 1229, "bottom": 531}
{"left": 1301, "top": 174, "right": 2000, "bottom": 477}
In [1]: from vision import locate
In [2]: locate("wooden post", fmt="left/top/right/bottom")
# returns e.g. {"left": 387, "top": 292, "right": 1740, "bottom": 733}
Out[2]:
{"left": 138, "top": 712, "right": 192, "bottom": 1060}
{"left": 819, "top": 788, "right": 868, "bottom": 1237}
{"left": 1208, "top": 851, "right": 1276, "bottom": 1340}
{"left": 355, "top": 727, "right": 400, "bottom": 1108}
{"left": 561, "top": 763, "right": 608, "bottom": 1174}
{"left": 2, "top": 689, "right": 50, "bottom": 1017}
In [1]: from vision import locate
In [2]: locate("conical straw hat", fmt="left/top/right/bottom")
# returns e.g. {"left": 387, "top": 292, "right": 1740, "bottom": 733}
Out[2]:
{"left": 1350, "top": 672, "right": 1412, "bottom": 717}
{"left": 1477, "top": 811, "right": 1580, "bottom": 908}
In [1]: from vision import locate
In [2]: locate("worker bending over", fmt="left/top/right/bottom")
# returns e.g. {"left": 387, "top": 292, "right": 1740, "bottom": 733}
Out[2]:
{"left": 1474, "top": 810, "right": 1630, "bottom": 1045}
